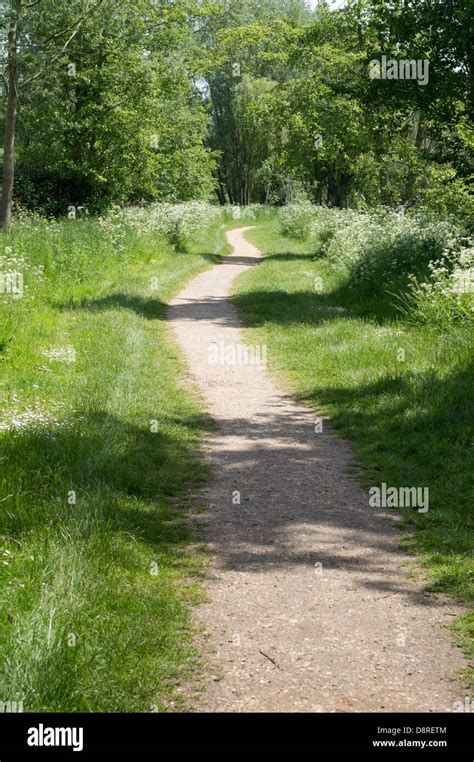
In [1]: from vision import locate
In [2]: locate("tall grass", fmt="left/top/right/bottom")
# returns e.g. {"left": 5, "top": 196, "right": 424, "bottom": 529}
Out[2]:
{"left": 0, "top": 205, "right": 229, "bottom": 711}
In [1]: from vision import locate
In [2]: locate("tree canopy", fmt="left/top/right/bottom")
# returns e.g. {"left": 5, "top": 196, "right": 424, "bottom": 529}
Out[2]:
{"left": 1, "top": 0, "right": 472, "bottom": 223}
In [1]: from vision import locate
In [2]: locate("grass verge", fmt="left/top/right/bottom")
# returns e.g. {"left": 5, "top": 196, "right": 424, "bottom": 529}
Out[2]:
{"left": 0, "top": 217, "right": 228, "bottom": 711}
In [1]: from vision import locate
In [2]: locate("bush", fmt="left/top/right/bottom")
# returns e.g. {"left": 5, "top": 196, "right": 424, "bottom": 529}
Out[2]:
{"left": 278, "top": 203, "right": 317, "bottom": 240}
{"left": 400, "top": 245, "right": 474, "bottom": 326}
{"left": 278, "top": 204, "right": 367, "bottom": 253}
{"left": 349, "top": 216, "right": 457, "bottom": 294}
{"left": 100, "top": 202, "right": 224, "bottom": 251}
{"left": 297, "top": 203, "right": 472, "bottom": 325}
{"left": 419, "top": 174, "right": 474, "bottom": 231}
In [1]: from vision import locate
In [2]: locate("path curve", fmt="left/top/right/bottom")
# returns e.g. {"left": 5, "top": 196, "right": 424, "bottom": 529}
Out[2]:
{"left": 168, "top": 227, "right": 467, "bottom": 712}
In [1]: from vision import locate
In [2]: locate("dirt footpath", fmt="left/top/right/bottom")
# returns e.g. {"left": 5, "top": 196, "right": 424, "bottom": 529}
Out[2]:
{"left": 168, "top": 227, "right": 467, "bottom": 712}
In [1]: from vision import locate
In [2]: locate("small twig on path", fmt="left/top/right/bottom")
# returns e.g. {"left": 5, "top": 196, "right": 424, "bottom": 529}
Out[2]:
{"left": 259, "top": 649, "right": 280, "bottom": 669}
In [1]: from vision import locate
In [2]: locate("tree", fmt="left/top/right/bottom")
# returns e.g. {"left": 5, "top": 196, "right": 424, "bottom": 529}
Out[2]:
{"left": 200, "top": 0, "right": 311, "bottom": 204}
{"left": 0, "top": 0, "right": 109, "bottom": 229}
{"left": 0, "top": 0, "right": 19, "bottom": 231}
{"left": 1, "top": 0, "right": 216, "bottom": 224}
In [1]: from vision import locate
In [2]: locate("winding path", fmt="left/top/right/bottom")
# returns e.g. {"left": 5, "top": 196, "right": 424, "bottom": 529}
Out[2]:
{"left": 168, "top": 227, "right": 467, "bottom": 712}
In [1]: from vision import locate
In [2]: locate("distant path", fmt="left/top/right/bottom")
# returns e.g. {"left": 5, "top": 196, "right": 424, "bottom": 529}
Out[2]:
{"left": 168, "top": 227, "right": 466, "bottom": 712}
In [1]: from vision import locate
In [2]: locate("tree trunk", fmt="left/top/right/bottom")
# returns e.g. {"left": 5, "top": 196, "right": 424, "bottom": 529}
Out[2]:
{"left": 327, "top": 172, "right": 338, "bottom": 207}
{"left": 0, "top": 8, "right": 19, "bottom": 232}
{"left": 414, "top": 113, "right": 426, "bottom": 149}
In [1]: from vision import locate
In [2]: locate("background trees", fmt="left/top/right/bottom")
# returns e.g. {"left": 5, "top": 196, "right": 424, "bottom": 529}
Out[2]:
{"left": 1, "top": 0, "right": 216, "bottom": 222}
{"left": 0, "top": 0, "right": 472, "bottom": 225}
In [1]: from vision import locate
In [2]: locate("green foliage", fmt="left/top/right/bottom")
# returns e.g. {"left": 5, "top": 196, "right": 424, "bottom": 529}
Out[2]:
{"left": 401, "top": 247, "right": 474, "bottom": 327}
{"left": 278, "top": 202, "right": 316, "bottom": 239}
{"left": 0, "top": 204, "right": 228, "bottom": 710}
{"left": 2, "top": 0, "right": 471, "bottom": 214}
{"left": 420, "top": 174, "right": 474, "bottom": 229}
{"left": 0, "top": 0, "right": 471, "bottom": 709}
{"left": 347, "top": 215, "right": 458, "bottom": 297}
{"left": 277, "top": 203, "right": 474, "bottom": 326}
{"left": 197, "top": 0, "right": 472, "bottom": 209}
{"left": 4, "top": 0, "right": 217, "bottom": 214}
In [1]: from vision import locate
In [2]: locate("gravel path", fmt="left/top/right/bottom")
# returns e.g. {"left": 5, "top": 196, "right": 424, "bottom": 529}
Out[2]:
{"left": 168, "top": 227, "right": 467, "bottom": 713}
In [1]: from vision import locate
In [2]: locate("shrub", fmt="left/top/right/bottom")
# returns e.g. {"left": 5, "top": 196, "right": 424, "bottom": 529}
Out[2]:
{"left": 99, "top": 202, "right": 224, "bottom": 251}
{"left": 278, "top": 203, "right": 317, "bottom": 240}
{"left": 303, "top": 203, "right": 471, "bottom": 325}
{"left": 399, "top": 245, "right": 474, "bottom": 326}
{"left": 348, "top": 215, "right": 459, "bottom": 296}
